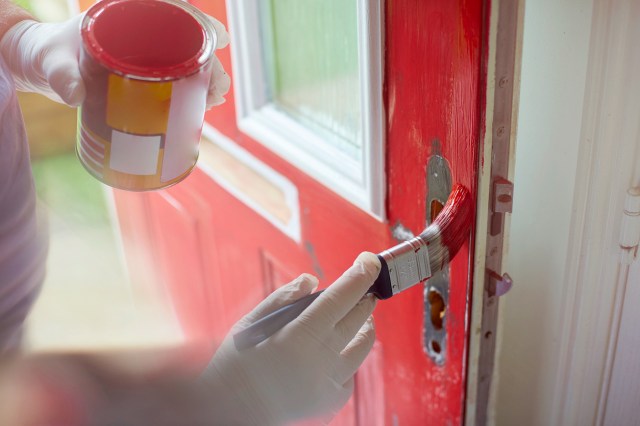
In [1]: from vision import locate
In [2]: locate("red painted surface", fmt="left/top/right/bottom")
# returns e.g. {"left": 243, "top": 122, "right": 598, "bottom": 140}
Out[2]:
{"left": 383, "top": 0, "right": 484, "bottom": 422}
{"left": 112, "top": 0, "right": 487, "bottom": 424}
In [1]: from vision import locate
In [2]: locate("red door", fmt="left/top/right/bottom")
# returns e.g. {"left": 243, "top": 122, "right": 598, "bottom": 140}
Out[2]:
{"left": 113, "top": 0, "right": 486, "bottom": 424}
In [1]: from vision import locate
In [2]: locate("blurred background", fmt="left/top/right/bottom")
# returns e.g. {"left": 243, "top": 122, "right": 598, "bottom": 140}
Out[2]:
{"left": 18, "top": 0, "right": 183, "bottom": 353}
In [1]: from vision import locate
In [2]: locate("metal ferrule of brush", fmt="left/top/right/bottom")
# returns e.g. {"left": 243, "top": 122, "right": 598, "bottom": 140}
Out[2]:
{"left": 370, "top": 236, "right": 432, "bottom": 299}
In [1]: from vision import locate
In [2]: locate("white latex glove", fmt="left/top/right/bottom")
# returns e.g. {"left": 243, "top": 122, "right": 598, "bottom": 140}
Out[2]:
{"left": 205, "top": 17, "right": 231, "bottom": 108}
{"left": 202, "top": 252, "right": 380, "bottom": 425}
{"left": 0, "top": 15, "right": 84, "bottom": 106}
{"left": 0, "top": 14, "right": 230, "bottom": 108}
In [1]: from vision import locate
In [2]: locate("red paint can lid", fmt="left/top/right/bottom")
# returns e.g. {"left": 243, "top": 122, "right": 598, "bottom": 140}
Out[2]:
{"left": 81, "top": 0, "right": 216, "bottom": 81}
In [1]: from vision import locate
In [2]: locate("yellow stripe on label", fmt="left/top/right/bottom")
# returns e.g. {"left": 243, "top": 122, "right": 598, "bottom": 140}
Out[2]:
{"left": 106, "top": 75, "right": 172, "bottom": 135}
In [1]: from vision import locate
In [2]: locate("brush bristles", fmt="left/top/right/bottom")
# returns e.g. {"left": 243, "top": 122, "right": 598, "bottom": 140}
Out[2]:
{"left": 421, "top": 184, "right": 473, "bottom": 274}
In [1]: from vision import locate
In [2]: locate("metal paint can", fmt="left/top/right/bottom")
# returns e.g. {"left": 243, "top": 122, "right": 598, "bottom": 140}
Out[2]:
{"left": 78, "top": 0, "right": 216, "bottom": 190}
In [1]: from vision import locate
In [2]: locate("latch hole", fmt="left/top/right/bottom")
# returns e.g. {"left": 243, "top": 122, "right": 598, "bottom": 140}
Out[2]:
{"left": 427, "top": 289, "right": 446, "bottom": 330}
{"left": 430, "top": 199, "right": 445, "bottom": 223}
{"left": 430, "top": 340, "right": 442, "bottom": 354}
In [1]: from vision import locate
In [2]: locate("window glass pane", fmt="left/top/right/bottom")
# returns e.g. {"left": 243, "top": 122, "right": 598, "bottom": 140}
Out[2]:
{"left": 262, "top": 0, "right": 361, "bottom": 156}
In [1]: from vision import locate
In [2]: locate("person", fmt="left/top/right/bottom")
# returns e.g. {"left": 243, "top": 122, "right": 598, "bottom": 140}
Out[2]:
{"left": 0, "top": 2, "right": 379, "bottom": 424}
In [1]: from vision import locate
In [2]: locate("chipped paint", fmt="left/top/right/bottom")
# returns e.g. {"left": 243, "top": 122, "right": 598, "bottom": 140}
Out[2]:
{"left": 391, "top": 222, "right": 416, "bottom": 241}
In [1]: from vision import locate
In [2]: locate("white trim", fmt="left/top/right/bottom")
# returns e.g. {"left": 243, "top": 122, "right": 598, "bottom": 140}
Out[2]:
{"left": 548, "top": 0, "right": 640, "bottom": 424}
{"left": 226, "top": 0, "right": 385, "bottom": 220}
{"left": 359, "top": 0, "right": 386, "bottom": 221}
{"left": 601, "top": 262, "right": 640, "bottom": 425}
{"left": 198, "top": 124, "right": 302, "bottom": 243}
{"left": 490, "top": 0, "right": 598, "bottom": 423}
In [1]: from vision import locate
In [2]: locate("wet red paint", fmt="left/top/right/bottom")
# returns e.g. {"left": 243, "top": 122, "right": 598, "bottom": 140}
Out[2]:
{"left": 432, "top": 184, "right": 474, "bottom": 261}
{"left": 384, "top": 0, "right": 485, "bottom": 423}
{"left": 111, "top": 0, "right": 488, "bottom": 424}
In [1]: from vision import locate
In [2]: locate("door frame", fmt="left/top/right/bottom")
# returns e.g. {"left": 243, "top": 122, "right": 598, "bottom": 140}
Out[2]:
{"left": 464, "top": 0, "right": 524, "bottom": 424}
{"left": 485, "top": 0, "right": 640, "bottom": 424}
{"left": 546, "top": 0, "right": 640, "bottom": 423}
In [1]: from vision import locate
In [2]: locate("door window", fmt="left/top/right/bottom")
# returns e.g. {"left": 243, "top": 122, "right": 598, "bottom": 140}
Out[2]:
{"left": 262, "top": 0, "right": 361, "bottom": 155}
{"left": 228, "top": 0, "right": 385, "bottom": 218}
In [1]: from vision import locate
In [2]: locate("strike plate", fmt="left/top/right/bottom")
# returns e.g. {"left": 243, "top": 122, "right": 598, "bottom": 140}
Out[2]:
{"left": 424, "top": 142, "right": 452, "bottom": 365}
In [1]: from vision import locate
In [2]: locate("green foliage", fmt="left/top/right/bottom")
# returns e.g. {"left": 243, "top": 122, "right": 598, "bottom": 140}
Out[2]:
{"left": 31, "top": 153, "right": 111, "bottom": 227}
{"left": 12, "top": 0, "right": 33, "bottom": 13}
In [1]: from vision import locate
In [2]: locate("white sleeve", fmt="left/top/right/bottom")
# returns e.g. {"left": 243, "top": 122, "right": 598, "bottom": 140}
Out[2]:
{"left": 0, "top": 57, "right": 48, "bottom": 354}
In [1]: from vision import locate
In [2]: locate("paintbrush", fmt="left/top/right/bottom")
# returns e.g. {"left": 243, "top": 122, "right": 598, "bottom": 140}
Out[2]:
{"left": 233, "top": 184, "right": 473, "bottom": 350}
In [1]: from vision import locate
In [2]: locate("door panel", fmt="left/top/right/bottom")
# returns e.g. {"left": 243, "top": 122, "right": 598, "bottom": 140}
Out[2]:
{"left": 383, "top": 0, "right": 483, "bottom": 421}
{"left": 146, "top": 184, "right": 228, "bottom": 340}
{"left": 112, "top": 0, "right": 486, "bottom": 424}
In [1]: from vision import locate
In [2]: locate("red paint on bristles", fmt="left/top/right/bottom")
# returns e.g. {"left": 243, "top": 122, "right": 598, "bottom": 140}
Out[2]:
{"left": 421, "top": 184, "right": 473, "bottom": 273}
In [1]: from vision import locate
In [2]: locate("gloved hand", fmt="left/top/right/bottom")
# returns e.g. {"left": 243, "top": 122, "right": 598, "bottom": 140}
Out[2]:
{"left": 0, "top": 13, "right": 230, "bottom": 108}
{"left": 204, "top": 17, "right": 231, "bottom": 108}
{"left": 0, "top": 15, "right": 84, "bottom": 106}
{"left": 202, "top": 252, "right": 380, "bottom": 425}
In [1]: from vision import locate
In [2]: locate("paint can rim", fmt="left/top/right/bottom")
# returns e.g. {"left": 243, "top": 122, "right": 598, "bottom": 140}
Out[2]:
{"left": 81, "top": 0, "right": 217, "bottom": 81}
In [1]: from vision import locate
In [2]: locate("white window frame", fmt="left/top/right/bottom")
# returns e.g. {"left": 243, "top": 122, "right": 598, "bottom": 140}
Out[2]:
{"left": 226, "top": 0, "right": 385, "bottom": 220}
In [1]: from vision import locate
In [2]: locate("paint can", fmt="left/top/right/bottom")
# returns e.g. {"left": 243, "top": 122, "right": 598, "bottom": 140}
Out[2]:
{"left": 78, "top": 0, "right": 217, "bottom": 191}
